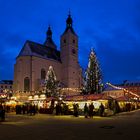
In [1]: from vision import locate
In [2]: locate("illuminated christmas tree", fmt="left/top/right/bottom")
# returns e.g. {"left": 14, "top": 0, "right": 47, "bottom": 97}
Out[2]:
{"left": 45, "top": 66, "right": 58, "bottom": 97}
{"left": 83, "top": 49, "right": 102, "bottom": 94}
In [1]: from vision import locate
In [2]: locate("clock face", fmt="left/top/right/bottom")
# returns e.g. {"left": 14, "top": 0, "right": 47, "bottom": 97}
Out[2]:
{"left": 72, "top": 48, "right": 76, "bottom": 54}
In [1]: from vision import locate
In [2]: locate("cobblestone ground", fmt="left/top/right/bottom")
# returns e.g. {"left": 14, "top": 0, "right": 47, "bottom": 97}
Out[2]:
{"left": 0, "top": 110, "right": 140, "bottom": 140}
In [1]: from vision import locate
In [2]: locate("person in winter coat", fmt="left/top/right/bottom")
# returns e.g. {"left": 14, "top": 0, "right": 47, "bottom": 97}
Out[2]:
{"left": 84, "top": 103, "right": 89, "bottom": 118}
{"left": 89, "top": 103, "right": 94, "bottom": 118}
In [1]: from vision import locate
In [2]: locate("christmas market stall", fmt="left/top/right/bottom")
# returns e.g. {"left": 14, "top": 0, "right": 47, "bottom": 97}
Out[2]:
{"left": 115, "top": 96, "right": 130, "bottom": 112}
{"left": 64, "top": 94, "right": 105, "bottom": 115}
{"left": 0, "top": 93, "right": 8, "bottom": 103}
{"left": 28, "top": 94, "right": 47, "bottom": 108}
{"left": 103, "top": 83, "right": 140, "bottom": 112}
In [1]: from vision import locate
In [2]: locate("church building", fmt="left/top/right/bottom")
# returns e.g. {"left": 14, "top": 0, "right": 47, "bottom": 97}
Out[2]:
{"left": 13, "top": 14, "right": 82, "bottom": 95}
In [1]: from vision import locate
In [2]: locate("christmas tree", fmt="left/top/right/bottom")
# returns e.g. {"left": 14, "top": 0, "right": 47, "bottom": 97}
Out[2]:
{"left": 45, "top": 66, "right": 58, "bottom": 97}
{"left": 83, "top": 49, "right": 102, "bottom": 94}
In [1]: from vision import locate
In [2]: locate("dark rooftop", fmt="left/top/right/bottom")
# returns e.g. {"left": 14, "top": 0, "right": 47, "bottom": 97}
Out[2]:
{"left": 116, "top": 80, "right": 140, "bottom": 87}
{"left": 0, "top": 80, "right": 13, "bottom": 85}
{"left": 62, "top": 27, "right": 77, "bottom": 36}
{"left": 18, "top": 40, "right": 61, "bottom": 62}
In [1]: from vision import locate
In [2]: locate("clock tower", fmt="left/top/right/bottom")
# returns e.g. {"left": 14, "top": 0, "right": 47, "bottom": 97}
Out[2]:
{"left": 60, "top": 13, "right": 81, "bottom": 88}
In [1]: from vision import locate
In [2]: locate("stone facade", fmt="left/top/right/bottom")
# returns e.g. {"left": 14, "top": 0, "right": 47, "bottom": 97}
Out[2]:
{"left": 13, "top": 14, "right": 82, "bottom": 94}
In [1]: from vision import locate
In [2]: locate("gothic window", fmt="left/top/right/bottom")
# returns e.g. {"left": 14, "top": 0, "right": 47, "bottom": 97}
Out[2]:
{"left": 73, "top": 39, "right": 75, "bottom": 43}
{"left": 24, "top": 77, "right": 30, "bottom": 91}
{"left": 41, "top": 69, "right": 46, "bottom": 79}
{"left": 64, "top": 39, "right": 66, "bottom": 43}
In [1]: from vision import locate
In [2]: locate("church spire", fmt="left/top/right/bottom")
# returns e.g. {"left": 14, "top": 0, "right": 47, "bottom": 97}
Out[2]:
{"left": 66, "top": 11, "right": 73, "bottom": 28}
{"left": 46, "top": 25, "right": 52, "bottom": 39}
{"left": 44, "top": 25, "right": 57, "bottom": 49}
{"left": 62, "top": 11, "right": 77, "bottom": 36}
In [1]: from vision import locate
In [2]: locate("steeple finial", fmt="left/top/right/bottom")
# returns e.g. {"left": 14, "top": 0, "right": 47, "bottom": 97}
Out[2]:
{"left": 66, "top": 10, "right": 72, "bottom": 28}
{"left": 47, "top": 25, "right": 52, "bottom": 39}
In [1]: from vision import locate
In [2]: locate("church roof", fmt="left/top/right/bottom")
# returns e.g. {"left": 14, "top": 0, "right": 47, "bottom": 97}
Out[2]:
{"left": 62, "top": 27, "right": 77, "bottom": 36}
{"left": 17, "top": 40, "right": 61, "bottom": 62}
{"left": 44, "top": 37, "right": 57, "bottom": 49}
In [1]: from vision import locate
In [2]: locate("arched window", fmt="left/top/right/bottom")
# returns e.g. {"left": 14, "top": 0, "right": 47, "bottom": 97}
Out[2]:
{"left": 41, "top": 69, "right": 46, "bottom": 79}
{"left": 24, "top": 77, "right": 30, "bottom": 91}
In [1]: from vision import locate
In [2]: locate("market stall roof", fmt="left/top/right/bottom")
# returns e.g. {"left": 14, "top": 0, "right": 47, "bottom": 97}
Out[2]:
{"left": 104, "top": 82, "right": 140, "bottom": 99}
{"left": 116, "top": 96, "right": 129, "bottom": 102}
{"left": 65, "top": 95, "right": 84, "bottom": 101}
{"left": 101, "top": 94, "right": 114, "bottom": 100}
{"left": 84, "top": 94, "right": 104, "bottom": 101}
{"left": 65, "top": 94, "right": 104, "bottom": 101}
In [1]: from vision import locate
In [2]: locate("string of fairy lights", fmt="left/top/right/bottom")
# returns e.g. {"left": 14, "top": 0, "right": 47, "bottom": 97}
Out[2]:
{"left": 106, "top": 82, "right": 140, "bottom": 98}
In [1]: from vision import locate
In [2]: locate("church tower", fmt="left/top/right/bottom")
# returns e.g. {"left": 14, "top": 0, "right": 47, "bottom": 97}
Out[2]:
{"left": 60, "top": 13, "right": 81, "bottom": 88}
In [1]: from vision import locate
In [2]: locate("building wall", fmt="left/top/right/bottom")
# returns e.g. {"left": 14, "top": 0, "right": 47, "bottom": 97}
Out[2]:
{"left": 13, "top": 56, "right": 62, "bottom": 92}
{"left": 13, "top": 56, "right": 31, "bottom": 91}
{"left": 60, "top": 30, "right": 81, "bottom": 88}
{"left": 0, "top": 81, "right": 13, "bottom": 93}
{"left": 31, "top": 56, "right": 62, "bottom": 91}
{"left": 13, "top": 18, "right": 83, "bottom": 94}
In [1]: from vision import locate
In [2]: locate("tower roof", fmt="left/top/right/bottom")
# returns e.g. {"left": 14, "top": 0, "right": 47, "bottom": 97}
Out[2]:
{"left": 47, "top": 25, "right": 52, "bottom": 38}
{"left": 62, "top": 12, "right": 77, "bottom": 36}
{"left": 44, "top": 26, "right": 57, "bottom": 49}
{"left": 66, "top": 12, "right": 73, "bottom": 27}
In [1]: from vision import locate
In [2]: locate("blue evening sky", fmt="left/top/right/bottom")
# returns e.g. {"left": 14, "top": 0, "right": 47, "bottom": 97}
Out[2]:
{"left": 0, "top": 0, "right": 140, "bottom": 84}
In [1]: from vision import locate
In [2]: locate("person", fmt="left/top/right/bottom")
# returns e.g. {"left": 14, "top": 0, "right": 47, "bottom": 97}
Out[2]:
{"left": 63, "top": 103, "right": 68, "bottom": 115}
{"left": 22, "top": 105, "right": 26, "bottom": 114}
{"left": 29, "top": 104, "right": 33, "bottom": 115}
{"left": 35, "top": 105, "right": 38, "bottom": 114}
{"left": 27, "top": 104, "right": 30, "bottom": 114}
{"left": 55, "top": 103, "right": 59, "bottom": 115}
{"left": 15, "top": 105, "right": 18, "bottom": 114}
{"left": 99, "top": 103, "right": 104, "bottom": 117}
{"left": 73, "top": 103, "right": 79, "bottom": 117}
{"left": 84, "top": 103, "right": 89, "bottom": 118}
{"left": 50, "top": 99, "right": 55, "bottom": 114}
{"left": 33, "top": 105, "right": 36, "bottom": 115}
{"left": 15, "top": 105, "right": 21, "bottom": 114}
{"left": 0, "top": 104, "right": 5, "bottom": 121}
{"left": 18, "top": 105, "right": 22, "bottom": 114}
{"left": 126, "top": 103, "right": 131, "bottom": 112}
{"left": 89, "top": 103, "right": 94, "bottom": 118}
